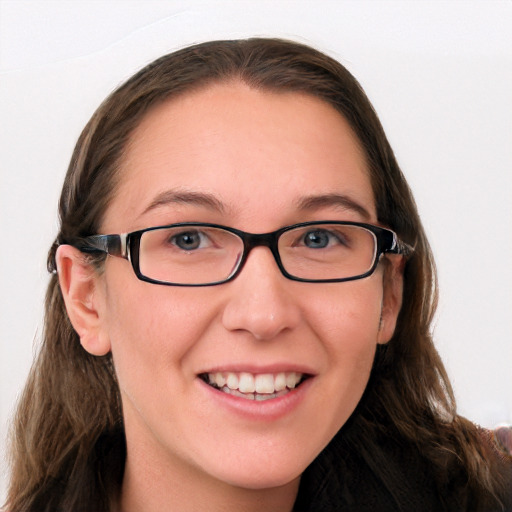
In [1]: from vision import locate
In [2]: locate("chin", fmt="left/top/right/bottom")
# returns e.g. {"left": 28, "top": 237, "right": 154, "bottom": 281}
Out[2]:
{"left": 206, "top": 455, "right": 307, "bottom": 491}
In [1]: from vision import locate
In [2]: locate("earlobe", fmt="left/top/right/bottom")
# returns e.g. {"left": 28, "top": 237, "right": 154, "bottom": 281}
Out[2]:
{"left": 56, "top": 245, "right": 111, "bottom": 356}
{"left": 377, "top": 256, "right": 404, "bottom": 345}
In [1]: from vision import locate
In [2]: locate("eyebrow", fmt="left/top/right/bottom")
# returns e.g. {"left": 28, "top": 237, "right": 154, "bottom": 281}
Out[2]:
{"left": 141, "top": 189, "right": 371, "bottom": 221}
{"left": 141, "top": 189, "right": 227, "bottom": 215}
{"left": 296, "top": 193, "right": 372, "bottom": 220}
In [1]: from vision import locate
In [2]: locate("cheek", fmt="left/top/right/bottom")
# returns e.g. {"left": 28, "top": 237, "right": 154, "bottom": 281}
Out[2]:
{"left": 305, "top": 280, "right": 383, "bottom": 426}
{"left": 307, "top": 279, "right": 383, "bottom": 345}
{"left": 101, "top": 270, "right": 216, "bottom": 396}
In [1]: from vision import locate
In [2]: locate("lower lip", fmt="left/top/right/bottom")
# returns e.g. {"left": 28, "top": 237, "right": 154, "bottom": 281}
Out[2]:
{"left": 197, "top": 377, "right": 314, "bottom": 422}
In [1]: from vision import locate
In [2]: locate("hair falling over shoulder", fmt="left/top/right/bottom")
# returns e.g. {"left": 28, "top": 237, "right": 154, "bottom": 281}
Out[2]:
{"left": 5, "top": 38, "right": 510, "bottom": 512}
{"left": 6, "top": 274, "right": 125, "bottom": 512}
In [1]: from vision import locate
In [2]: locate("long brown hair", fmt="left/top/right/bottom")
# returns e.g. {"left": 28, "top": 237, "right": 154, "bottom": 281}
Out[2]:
{"left": 6, "top": 38, "right": 508, "bottom": 511}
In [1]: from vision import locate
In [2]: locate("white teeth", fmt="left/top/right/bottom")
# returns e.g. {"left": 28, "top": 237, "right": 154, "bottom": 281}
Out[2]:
{"left": 255, "top": 392, "right": 275, "bottom": 401}
{"left": 206, "top": 371, "right": 304, "bottom": 398}
{"left": 226, "top": 373, "right": 239, "bottom": 390}
{"left": 222, "top": 387, "right": 255, "bottom": 400}
{"left": 286, "top": 372, "right": 301, "bottom": 389}
{"left": 214, "top": 373, "right": 226, "bottom": 388}
{"left": 238, "top": 372, "right": 255, "bottom": 393}
{"left": 274, "top": 372, "right": 287, "bottom": 392}
{"left": 255, "top": 374, "right": 275, "bottom": 394}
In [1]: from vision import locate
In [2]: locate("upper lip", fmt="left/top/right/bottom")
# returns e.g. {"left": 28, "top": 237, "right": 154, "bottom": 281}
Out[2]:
{"left": 197, "top": 363, "right": 316, "bottom": 376}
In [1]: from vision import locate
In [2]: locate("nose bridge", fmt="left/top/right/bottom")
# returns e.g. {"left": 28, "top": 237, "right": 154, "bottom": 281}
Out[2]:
{"left": 241, "top": 230, "right": 282, "bottom": 275}
{"left": 245, "top": 231, "right": 277, "bottom": 252}
{"left": 222, "top": 234, "right": 300, "bottom": 341}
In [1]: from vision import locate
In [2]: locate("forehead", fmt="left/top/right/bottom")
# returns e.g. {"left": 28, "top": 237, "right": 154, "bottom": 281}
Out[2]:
{"left": 104, "top": 82, "right": 375, "bottom": 231}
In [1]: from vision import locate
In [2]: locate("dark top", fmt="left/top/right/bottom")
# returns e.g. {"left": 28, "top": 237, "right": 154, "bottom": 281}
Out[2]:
{"left": 294, "top": 429, "right": 512, "bottom": 512}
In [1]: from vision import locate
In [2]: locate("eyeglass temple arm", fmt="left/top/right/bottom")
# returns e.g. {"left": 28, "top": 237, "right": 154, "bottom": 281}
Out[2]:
{"left": 76, "top": 234, "right": 128, "bottom": 258}
{"left": 387, "top": 233, "right": 415, "bottom": 257}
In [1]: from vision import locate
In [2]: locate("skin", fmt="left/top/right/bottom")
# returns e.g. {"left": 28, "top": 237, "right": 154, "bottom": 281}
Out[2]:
{"left": 57, "top": 82, "right": 403, "bottom": 512}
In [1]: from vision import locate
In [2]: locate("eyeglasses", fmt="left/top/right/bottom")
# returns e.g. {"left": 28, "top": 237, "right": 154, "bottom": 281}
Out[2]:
{"left": 74, "top": 221, "right": 413, "bottom": 286}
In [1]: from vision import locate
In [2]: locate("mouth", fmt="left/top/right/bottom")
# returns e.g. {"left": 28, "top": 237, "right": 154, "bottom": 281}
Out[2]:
{"left": 199, "top": 371, "right": 310, "bottom": 401}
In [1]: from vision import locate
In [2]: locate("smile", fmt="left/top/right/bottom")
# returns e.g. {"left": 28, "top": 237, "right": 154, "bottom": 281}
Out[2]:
{"left": 200, "top": 371, "right": 308, "bottom": 401}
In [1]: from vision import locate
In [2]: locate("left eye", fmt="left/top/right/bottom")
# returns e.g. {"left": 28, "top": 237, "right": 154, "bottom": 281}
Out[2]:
{"left": 170, "top": 230, "right": 209, "bottom": 250}
{"left": 302, "top": 229, "right": 340, "bottom": 249}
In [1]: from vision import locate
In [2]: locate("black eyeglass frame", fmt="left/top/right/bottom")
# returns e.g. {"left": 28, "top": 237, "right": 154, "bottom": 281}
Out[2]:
{"left": 74, "top": 221, "right": 413, "bottom": 287}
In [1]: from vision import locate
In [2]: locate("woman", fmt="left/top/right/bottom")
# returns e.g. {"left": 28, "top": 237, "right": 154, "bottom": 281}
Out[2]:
{"left": 6, "top": 38, "right": 511, "bottom": 512}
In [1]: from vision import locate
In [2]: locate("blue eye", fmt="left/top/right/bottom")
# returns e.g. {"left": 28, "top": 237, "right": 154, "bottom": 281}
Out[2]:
{"left": 171, "top": 231, "right": 203, "bottom": 250}
{"left": 303, "top": 230, "right": 332, "bottom": 249}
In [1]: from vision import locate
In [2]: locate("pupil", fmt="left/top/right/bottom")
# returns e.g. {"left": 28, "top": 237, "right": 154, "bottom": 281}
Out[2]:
{"left": 177, "top": 232, "right": 200, "bottom": 250}
{"left": 305, "top": 230, "right": 328, "bottom": 248}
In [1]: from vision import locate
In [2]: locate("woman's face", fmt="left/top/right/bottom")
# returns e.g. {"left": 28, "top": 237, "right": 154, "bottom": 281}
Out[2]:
{"left": 84, "top": 83, "right": 402, "bottom": 492}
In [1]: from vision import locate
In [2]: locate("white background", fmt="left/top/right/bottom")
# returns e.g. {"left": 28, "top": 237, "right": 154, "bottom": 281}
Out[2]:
{"left": 1, "top": 0, "right": 511, "bottom": 501}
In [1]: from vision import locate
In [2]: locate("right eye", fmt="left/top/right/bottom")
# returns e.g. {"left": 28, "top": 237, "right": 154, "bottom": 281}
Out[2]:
{"left": 170, "top": 230, "right": 209, "bottom": 251}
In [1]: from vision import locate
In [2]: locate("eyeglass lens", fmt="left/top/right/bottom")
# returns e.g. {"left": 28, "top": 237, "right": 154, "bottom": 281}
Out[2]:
{"left": 138, "top": 224, "right": 378, "bottom": 285}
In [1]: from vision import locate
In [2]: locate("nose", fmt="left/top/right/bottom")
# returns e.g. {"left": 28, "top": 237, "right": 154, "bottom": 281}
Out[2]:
{"left": 221, "top": 247, "right": 301, "bottom": 341}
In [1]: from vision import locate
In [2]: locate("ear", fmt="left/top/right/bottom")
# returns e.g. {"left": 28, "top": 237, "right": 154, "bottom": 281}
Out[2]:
{"left": 56, "top": 244, "right": 111, "bottom": 356}
{"left": 377, "top": 255, "right": 404, "bottom": 345}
